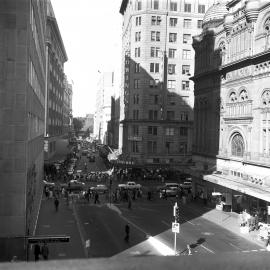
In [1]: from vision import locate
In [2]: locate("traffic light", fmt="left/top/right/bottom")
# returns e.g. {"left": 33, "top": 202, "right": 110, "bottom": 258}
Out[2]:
{"left": 175, "top": 207, "right": 180, "bottom": 223}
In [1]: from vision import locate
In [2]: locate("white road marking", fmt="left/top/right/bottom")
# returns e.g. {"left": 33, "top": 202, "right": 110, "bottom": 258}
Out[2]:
{"left": 200, "top": 244, "right": 214, "bottom": 254}
{"left": 84, "top": 222, "right": 89, "bottom": 225}
{"left": 242, "top": 250, "right": 250, "bottom": 253}
{"left": 120, "top": 215, "right": 150, "bottom": 236}
{"left": 260, "top": 249, "right": 266, "bottom": 251}
{"left": 161, "top": 220, "right": 170, "bottom": 226}
{"left": 251, "top": 249, "right": 258, "bottom": 252}
{"left": 58, "top": 253, "right": 66, "bottom": 257}
{"left": 181, "top": 217, "right": 195, "bottom": 226}
{"left": 42, "top": 225, "right": 50, "bottom": 228}
{"left": 228, "top": 242, "right": 243, "bottom": 251}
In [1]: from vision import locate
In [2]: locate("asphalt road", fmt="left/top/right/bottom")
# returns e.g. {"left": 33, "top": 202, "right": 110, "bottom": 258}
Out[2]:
{"left": 73, "top": 150, "right": 264, "bottom": 258}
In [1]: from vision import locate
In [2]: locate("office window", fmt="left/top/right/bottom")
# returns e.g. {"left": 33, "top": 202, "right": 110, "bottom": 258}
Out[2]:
{"left": 134, "top": 79, "right": 140, "bottom": 88}
{"left": 168, "top": 64, "right": 176, "bottom": 74}
{"left": 132, "top": 141, "right": 139, "bottom": 153}
{"left": 168, "top": 48, "right": 176, "bottom": 58}
{"left": 135, "top": 32, "right": 141, "bottom": 42}
{"left": 135, "top": 63, "right": 140, "bottom": 73}
{"left": 167, "top": 94, "right": 176, "bottom": 106}
{"left": 182, "top": 80, "right": 190, "bottom": 90}
{"left": 152, "top": 0, "right": 159, "bottom": 10}
{"left": 150, "top": 63, "right": 160, "bottom": 73}
{"left": 197, "top": 20, "right": 203, "bottom": 28}
{"left": 133, "top": 94, "right": 139, "bottom": 104}
{"left": 135, "top": 47, "right": 141, "bottom": 57}
{"left": 149, "top": 79, "right": 155, "bottom": 88}
{"left": 148, "top": 126, "right": 158, "bottom": 135}
{"left": 183, "top": 34, "right": 191, "bottom": 44}
{"left": 136, "top": 0, "right": 142, "bottom": 10}
{"left": 149, "top": 110, "right": 158, "bottom": 120}
{"left": 147, "top": 141, "right": 157, "bottom": 153}
{"left": 165, "top": 142, "right": 172, "bottom": 153}
{"left": 170, "top": 1, "right": 177, "bottom": 11}
{"left": 151, "top": 47, "right": 160, "bottom": 57}
{"left": 168, "top": 80, "right": 176, "bottom": 90}
{"left": 179, "top": 143, "right": 187, "bottom": 154}
{"left": 151, "top": 16, "right": 161, "bottom": 25}
{"left": 198, "top": 4, "right": 205, "bottom": 13}
{"left": 169, "top": 18, "right": 177, "bottom": 27}
{"left": 184, "top": 2, "right": 191, "bottom": 12}
{"left": 166, "top": 128, "right": 174, "bottom": 136}
{"left": 136, "top": 16, "right": 141, "bottom": 26}
{"left": 151, "top": 31, "right": 160, "bottom": 41}
{"left": 180, "top": 111, "right": 188, "bottom": 121}
{"left": 182, "top": 49, "right": 191, "bottom": 59}
{"left": 149, "top": 94, "right": 159, "bottom": 104}
{"left": 132, "top": 125, "right": 139, "bottom": 136}
{"left": 167, "top": 111, "right": 175, "bottom": 120}
{"left": 180, "top": 127, "right": 188, "bottom": 136}
{"left": 183, "top": 19, "right": 192, "bottom": 28}
{"left": 182, "top": 65, "right": 190, "bottom": 75}
{"left": 169, "top": 33, "right": 177, "bottom": 42}
{"left": 133, "top": 110, "right": 139, "bottom": 120}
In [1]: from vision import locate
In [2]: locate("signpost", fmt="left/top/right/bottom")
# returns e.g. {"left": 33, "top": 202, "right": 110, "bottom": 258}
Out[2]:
{"left": 172, "top": 202, "right": 180, "bottom": 255}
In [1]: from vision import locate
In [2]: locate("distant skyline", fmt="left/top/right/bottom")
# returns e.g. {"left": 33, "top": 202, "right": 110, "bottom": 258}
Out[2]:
{"left": 51, "top": 0, "right": 122, "bottom": 117}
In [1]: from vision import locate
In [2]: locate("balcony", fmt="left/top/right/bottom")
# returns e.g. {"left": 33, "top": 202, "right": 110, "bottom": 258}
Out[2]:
{"left": 224, "top": 101, "right": 252, "bottom": 120}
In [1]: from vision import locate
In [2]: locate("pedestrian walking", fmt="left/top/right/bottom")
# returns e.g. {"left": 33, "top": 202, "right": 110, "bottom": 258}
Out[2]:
{"left": 41, "top": 243, "right": 49, "bottom": 260}
{"left": 54, "top": 197, "right": 59, "bottom": 212}
{"left": 94, "top": 192, "right": 99, "bottom": 204}
{"left": 124, "top": 223, "right": 130, "bottom": 242}
{"left": 34, "top": 243, "right": 41, "bottom": 262}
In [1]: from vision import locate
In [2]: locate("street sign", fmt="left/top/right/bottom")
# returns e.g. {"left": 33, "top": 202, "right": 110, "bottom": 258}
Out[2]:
{"left": 172, "top": 222, "right": 180, "bottom": 233}
{"left": 27, "top": 235, "right": 70, "bottom": 243}
{"left": 85, "top": 239, "right": 91, "bottom": 248}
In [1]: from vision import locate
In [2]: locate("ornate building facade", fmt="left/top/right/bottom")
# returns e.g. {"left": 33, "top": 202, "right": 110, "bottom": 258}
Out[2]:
{"left": 192, "top": 0, "right": 270, "bottom": 215}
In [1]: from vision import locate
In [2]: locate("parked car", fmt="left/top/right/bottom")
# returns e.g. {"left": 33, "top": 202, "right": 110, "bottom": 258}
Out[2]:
{"left": 67, "top": 180, "right": 85, "bottom": 191}
{"left": 160, "top": 183, "right": 180, "bottom": 197}
{"left": 43, "top": 180, "right": 55, "bottom": 187}
{"left": 179, "top": 181, "right": 192, "bottom": 189}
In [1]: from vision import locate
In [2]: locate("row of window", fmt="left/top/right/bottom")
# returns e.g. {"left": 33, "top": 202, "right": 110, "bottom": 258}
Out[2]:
{"left": 134, "top": 0, "right": 205, "bottom": 14}
{"left": 133, "top": 78, "right": 190, "bottom": 91}
{"left": 28, "top": 112, "right": 44, "bottom": 140}
{"left": 131, "top": 140, "right": 187, "bottom": 154}
{"left": 131, "top": 126, "right": 188, "bottom": 136}
{"left": 135, "top": 16, "right": 203, "bottom": 29}
{"left": 135, "top": 47, "right": 192, "bottom": 59}
{"left": 29, "top": 59, "right": 45, "bottom": 107}
{"left": 132, "top": 109, "right": 189, "bottom": 121}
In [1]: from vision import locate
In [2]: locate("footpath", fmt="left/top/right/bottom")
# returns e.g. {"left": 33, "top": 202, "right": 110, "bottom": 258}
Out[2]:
{"left": 31, "top": 196, "right": 86, "bottom": 261}
{"left": 186, "top": 201, "right": 266, "bottom": 248}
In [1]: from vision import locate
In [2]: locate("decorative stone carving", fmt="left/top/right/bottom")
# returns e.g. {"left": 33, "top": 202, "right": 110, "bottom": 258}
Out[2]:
{"left": 245, "top": 0, "right": 260, "bottom": 22}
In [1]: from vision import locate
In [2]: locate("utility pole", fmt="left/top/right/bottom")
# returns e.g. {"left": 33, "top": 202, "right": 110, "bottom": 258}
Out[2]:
{"left": 172, "top": 202, "right": 180, "bottom": 255}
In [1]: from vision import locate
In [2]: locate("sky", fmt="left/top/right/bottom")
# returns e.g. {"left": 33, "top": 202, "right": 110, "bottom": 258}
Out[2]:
{"left": 51, "top": 0, "right": 123, "bottom": 117}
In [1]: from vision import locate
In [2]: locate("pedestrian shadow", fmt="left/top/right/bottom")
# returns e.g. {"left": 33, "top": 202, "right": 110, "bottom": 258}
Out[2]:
{"left": 189, "top": 237, "right": 205, "bottom": 249}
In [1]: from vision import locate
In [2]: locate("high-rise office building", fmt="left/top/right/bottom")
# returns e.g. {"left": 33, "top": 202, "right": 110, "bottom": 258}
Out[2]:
{"left": 44, "top": 0, "right": 68, "bottom": 161}
{"left": 0, "top": 0, "right": 47, "bottom": 260}
{"left": 119, "top": 0, "right": 215, "bottom": 166}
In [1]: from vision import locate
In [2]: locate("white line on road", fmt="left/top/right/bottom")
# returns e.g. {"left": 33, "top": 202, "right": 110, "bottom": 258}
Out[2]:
{"left": 161, "top": 220, "right": 170, "bottom": 226}
{"left": 120, "top": 215, "right": 149, "bottom": 237}
{"left": 181, "top": 216, "right": 195, "bottom": 226}
{"left": 228, "top": 242, "right": 243, "bottom": 251}
{"left": 200, "top": 244, "right": 214, "bottom": 254}
{"left": 260, "top": 249, "right": 266, "bottom": 251}
{"left": 242, "top": 250, "right": 250, "bottom": 253}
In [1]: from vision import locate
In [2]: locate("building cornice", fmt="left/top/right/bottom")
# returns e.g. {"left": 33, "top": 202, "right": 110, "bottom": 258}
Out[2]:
{"left": 120, "top": 0, "right": 128, "bottom": 15}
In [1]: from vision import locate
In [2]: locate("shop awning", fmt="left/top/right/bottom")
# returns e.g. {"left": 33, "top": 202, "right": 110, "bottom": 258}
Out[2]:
{"left": 204, "top": 174, "right": 270, "bottom": 203}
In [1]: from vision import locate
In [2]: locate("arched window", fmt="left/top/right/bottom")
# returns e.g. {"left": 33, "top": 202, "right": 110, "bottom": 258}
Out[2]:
{"left": 231, "top": 133, "right": 244, "bottom": 157}
{"left": 239, "top": 89, "right": 248, "bottom": 101}
{"left": 229, "top": 91, "right": 237, "bottom": 102}
{"left": 262, "top": 89, "right": 270, "bottom": 107}
{"left": 264, "top": 17, "right": 270, "bottom": 34}
{"left": 219, "top": 41, "right": 226, "bottom": 64}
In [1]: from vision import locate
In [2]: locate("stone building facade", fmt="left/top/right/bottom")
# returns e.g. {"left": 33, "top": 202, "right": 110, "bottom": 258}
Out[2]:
{"left": 192, "top": 0, "right": 270, "bottom": 215}
{"left": 44, "top": 0, "right": 68, "bottom": 161}
{"left": 119, "top": 0, "right": 215, "bottom": 167}
{"left": 0, "top": 0, "right": 47, "bottom": 260}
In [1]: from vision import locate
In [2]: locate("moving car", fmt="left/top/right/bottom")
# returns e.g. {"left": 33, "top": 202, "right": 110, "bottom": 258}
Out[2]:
{"left": 88, "top": 155, "right": 95, "bottom": 162}
{"left": 179, "top": 181, "right": 192, "bottom": 189}
{"left": 90, "top": 184, "right": 108, "bottom": 194}
{"left": 67, "top": 180, "right": 85, "bottom": 191}
{"left": 118, "top": 181, "right": 141, "bottom": 190}
{"left": 160, "top": 183, "right": 180, "bottom": 197}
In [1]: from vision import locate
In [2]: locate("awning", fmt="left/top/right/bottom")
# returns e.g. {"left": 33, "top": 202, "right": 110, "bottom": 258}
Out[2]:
{"left": 204, "top": 174, "right": 270, "bottom": 203}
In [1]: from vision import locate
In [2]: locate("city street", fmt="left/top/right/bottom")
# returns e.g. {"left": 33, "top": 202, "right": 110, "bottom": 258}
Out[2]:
{"left": 71, "top": 153, "right": 265, "bottom": 258}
